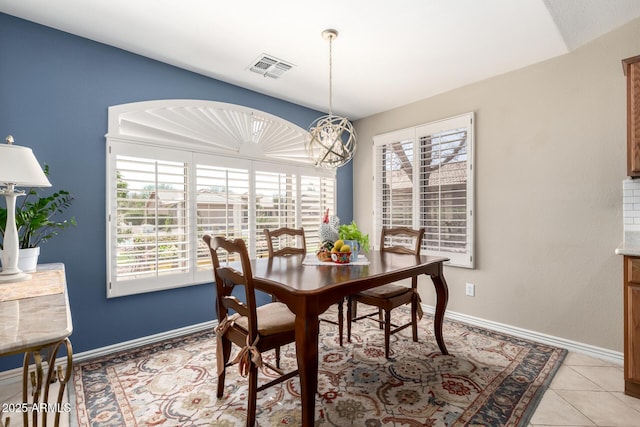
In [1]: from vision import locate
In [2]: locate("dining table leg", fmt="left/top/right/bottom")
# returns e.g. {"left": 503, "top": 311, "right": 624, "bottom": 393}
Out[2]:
{"left": 431, "top": 269, "right": 450, "bottom": 355}
{"left": 295, "top": 307, "right": 320, "bottom": 427}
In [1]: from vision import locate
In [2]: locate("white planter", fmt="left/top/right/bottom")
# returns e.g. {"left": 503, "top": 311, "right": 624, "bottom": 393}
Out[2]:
{"left": 0, "top": 247, "right": 40, "bottom": 273}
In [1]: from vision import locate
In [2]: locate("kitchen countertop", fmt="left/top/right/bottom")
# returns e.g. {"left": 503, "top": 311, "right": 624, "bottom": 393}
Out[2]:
{"left": 616, "top": 232, "right": 640, "bottom": 256}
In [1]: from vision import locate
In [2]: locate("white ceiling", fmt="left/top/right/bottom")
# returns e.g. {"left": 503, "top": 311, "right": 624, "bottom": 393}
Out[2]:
{"left": 2, "top": 0, "right": 640, "bottom": 120}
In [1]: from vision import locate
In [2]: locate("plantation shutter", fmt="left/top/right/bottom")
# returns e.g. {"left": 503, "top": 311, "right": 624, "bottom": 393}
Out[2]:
{"left": 417, "top": 114, "right": 473, "bottom": 267}
{"left": 254, "top": 166, "right": 297, "bottom": 258}
{"left": 300, "top": 175, "right": 336, "bottom": 251}
{"left": 373, "top": 113, "right": 474, "bottom": 267}
{"left": 108, "top": 142, "right": 192, "bottom": 295}
{"left": 195, "top": 158, "right": 250, "bottom": 270}
{"left": 374, "top": 128, "right": 416, "bottom": 245}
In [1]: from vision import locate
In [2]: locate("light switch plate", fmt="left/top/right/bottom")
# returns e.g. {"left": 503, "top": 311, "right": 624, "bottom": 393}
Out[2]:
{"left": 465, "top": 282, "right": 475, "bottom": 297}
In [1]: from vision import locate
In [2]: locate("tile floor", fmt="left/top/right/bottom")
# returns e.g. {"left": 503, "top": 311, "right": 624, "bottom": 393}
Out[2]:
{"left": 529, "top": 352, "right": 640, "bottom": 427}
{"left": 1, "top": 351, "right": 639, "bottom": 426}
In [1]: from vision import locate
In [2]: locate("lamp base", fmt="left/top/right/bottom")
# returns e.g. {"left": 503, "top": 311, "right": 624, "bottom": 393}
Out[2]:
{"left": 0, "top": 270, "right": 31, "bottom": 283}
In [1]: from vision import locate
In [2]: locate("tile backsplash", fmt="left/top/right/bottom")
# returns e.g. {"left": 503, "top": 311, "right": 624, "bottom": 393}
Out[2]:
{"left": 623, "top": 179, "right": 640, "bottom": 241}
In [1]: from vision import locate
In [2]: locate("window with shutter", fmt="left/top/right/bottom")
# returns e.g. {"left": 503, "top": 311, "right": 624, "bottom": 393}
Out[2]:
{"left": 109, "top": 143, "right": 192, "bottom": 296}
{"left": 106, "top": 100, "right": 337, "bottom": 297}
{"left": 374, "top": 113, "right": 474, "bottom": 268}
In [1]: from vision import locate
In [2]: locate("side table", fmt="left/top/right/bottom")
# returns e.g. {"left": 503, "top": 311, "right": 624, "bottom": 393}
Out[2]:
{"left": 0, "top": 263, "right": 73, "bottom": 427}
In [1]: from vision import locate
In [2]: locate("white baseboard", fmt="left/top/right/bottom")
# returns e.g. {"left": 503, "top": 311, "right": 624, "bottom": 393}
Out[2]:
{"left": 1, "top": 307, "right": 624, "bottom": 387}
{"left": 71, "top": 320, "right": 218, "bottom": 363}
{"left": 422, "top": 305, "right": 624, "bottom": 365}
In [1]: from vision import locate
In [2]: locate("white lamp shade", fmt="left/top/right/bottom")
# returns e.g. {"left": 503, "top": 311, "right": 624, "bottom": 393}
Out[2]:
{"left": 0, "top": 144, "right": 51, "bottom": 187}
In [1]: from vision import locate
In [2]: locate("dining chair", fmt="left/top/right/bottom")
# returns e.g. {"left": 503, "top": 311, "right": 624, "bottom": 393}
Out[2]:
{"left": 204, "top": 235, "right": 299, "bottom": 427}
{"left": 346, "top": 226, "right": 425, "bottom": 358}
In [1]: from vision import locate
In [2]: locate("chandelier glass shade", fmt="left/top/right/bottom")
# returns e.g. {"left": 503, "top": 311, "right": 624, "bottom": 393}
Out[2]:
{"left": 307, "top": 29, "right": 356, "bottom": 168}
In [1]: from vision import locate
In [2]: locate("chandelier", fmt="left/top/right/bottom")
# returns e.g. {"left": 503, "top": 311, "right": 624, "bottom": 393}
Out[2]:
{"left": 307, "top": 29, "right": 356, "bottom": 168}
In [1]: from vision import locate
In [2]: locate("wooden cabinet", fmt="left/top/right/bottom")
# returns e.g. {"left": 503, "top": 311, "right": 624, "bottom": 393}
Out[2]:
{"left": 623, "top": 55, "right": 640, "bottom": 398}
{"left": 624, "top": 256, "right": 640, "bottom": 398}
{"left": 623, "top": 56, "right": 640, "bottom": 177}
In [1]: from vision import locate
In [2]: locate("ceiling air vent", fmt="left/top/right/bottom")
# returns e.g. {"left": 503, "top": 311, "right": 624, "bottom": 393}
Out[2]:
{"left": 248, "top": 54, "right": 294, "bottom": 79}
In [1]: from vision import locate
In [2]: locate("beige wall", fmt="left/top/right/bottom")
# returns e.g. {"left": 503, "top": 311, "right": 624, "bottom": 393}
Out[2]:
{"left": 353, "top": 18, "right": 640, "bottom": 352}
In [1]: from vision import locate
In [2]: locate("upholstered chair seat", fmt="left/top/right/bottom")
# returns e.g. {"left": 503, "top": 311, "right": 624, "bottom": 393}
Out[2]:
{"left": 234, "top": 301, "right": 296, "bottom": 335}
{"left": 357, "top": 283, "right": 410, "bottom": 299}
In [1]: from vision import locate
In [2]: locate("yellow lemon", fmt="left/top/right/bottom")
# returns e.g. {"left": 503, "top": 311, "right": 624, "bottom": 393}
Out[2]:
{"left": 340, "top": 245, "right": 351, "bottom": 253}
{"left": 331, "top": 246, "right": 339, "bottom": 253}
{"left": 334, "top": 239, "right": 344, "bottom": 250}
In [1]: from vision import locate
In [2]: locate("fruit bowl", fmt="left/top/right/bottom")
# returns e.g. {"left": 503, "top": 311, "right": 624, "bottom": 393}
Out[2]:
{"left": 316, "top": 248, "right": 332, "bottom": 262}
{"left": 331, "top": 251, "right": 351, "bottom": 264}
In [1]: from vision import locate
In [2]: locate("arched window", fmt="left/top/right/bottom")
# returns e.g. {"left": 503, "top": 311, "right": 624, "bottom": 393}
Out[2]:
{"left": 106, "top": 100, "right": 335, "bottom": 297}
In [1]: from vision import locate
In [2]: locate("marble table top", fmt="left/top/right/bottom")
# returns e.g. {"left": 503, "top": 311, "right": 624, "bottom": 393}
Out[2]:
{"left": 0, "top": 263, "right": 72, "bottom": 356}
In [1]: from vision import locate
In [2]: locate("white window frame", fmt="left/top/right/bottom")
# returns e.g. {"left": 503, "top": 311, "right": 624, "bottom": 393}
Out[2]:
{"left": 106, "top": 100, "right": 336, "bottom": 297}
{"left": 373, "top": 113, "right": 474, "bottom": 268}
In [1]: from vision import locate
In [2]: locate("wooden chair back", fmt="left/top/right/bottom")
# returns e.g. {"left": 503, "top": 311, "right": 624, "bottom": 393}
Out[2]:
{"left": 203, "top": 235, "right": 259, "bottom": 340}
{"left": 380, "top": 226, "right": 424, "bottom": 255}
{"left": 264, "top": 227, "right": 306, "bottom": 257}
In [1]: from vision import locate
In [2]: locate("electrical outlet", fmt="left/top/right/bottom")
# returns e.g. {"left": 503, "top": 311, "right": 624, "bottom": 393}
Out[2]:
{"left": 465, "top": 282, "right": 475, "bottom": 297}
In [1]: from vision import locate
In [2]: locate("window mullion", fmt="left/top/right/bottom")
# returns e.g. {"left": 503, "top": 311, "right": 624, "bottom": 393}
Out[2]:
{"left": 188, "top": 152, "right": 197, "bottom": 282}
{"left": 295, "top": 168, "right": 302, "bottom": 228}
{"left": 248, "top": 162, "right": 256, "bottom": 259}
{"left": 412, "top": 132, "right": 420, "bottom": 230}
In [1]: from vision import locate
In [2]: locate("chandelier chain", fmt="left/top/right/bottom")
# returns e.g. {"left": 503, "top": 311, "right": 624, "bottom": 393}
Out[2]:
{"left": 328, "top": 33, "right": 333, "bottom": 116}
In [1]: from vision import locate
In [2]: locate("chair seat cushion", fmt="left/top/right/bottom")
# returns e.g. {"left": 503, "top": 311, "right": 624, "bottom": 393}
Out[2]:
{"left": 235, "top": 302, "right": 296, "bottom": 335}
{"left": 359, "top": 283, "right": 411, "bottom": 299}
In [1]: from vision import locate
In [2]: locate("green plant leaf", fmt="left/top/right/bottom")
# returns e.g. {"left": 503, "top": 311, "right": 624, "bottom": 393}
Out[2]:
{"left": 338, "top": 221, "right": 369, "bottom": 253}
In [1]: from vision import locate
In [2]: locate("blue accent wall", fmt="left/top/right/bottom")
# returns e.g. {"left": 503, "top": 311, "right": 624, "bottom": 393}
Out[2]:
{"left": 0, "top": 13, "right": 353, "bottom": 370}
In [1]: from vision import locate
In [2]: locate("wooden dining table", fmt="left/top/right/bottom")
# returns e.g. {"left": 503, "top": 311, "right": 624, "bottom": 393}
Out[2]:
{"left": 249, "top": 250, "right": 450, "bottom": 427}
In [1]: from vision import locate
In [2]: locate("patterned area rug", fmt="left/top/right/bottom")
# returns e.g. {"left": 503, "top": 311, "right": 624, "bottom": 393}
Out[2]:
{"left": 70, "top": 306, "right": 566, "bottom": 426}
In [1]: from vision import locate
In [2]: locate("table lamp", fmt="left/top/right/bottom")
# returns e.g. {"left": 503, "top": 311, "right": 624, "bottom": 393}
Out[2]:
{"left": 0, "top": 135, "right": 51, "bottom": 282}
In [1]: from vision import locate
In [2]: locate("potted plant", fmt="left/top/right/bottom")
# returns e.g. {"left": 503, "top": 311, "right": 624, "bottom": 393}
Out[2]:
{"left": 339, "top": 221, "right": 370, "bottom": 261}
{"left": 0, "top": 165, "right": 77, "bottom": 271}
